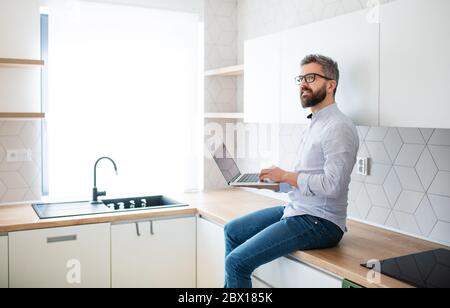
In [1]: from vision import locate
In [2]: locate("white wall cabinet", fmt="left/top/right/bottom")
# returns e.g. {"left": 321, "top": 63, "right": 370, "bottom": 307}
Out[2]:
{"left": 197, "top": 217, "right": 225, "bottom": 288}
{"left": 253, "top": 256, "right": 342, "bottom": 288}
{"left": 9, "top": 224, "right": 111, "bottom": 288}
{"left": 380, "top": 0, "right": 450, "bottom": 129}
{"left": 244, "top": 33, "right": 281, "bottom": 123}
{"left": 111, "top": 216, "right": 196, "bottom": 288}
{"left": 280, "top": 9, "right": 380, "bottom": 126}
{"left": 0, "top": 235, "right": 8, "bottom": 288}
{"left": 0, "top": 0, "right": 41, "bottom": 113}
{"left": 244, "top": 9, "right": 379, "bottom": 126}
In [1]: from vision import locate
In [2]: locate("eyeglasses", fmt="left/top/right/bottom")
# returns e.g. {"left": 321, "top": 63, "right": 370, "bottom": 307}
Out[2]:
{"left": 295, "top": 73, "right": 334, "bottom": 85}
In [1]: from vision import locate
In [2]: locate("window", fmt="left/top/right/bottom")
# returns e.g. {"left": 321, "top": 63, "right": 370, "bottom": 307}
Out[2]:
{"left": 44, "top": 1, "right": 203, "bottom": 199}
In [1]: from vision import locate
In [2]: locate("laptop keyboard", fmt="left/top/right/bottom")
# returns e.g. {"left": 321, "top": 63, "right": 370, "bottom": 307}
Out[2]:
{"left": 237, "top": 173, "right": 261, "bottom": 183}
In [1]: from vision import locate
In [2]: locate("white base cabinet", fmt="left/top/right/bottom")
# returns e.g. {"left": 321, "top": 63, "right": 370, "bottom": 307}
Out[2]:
{"left": 9, "top": 224, "right": 111, "bottom": 288}
{"left": 253, "top": 256, "right": 342, "bottom": 288}
{"left": 111, "top": 216, "right": 196, "bottom": 288}
{"left": 0, "top": 235, "right": 8, "bottom": 288}
{"left": 197, "top": 217, "right": 225, "bottom": 288}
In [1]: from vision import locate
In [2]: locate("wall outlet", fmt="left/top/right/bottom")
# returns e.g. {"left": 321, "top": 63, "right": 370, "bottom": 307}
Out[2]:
{"left": 6, "top": 149, "right": 33, "bottom": 162}
{"left": 356, "top": 157, "right": 369, "bottom": 176}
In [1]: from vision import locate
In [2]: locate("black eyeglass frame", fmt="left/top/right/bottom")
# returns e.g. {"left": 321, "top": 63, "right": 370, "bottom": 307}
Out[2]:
{"left": 295, "top": 73, "right": 334, "bottom": 85}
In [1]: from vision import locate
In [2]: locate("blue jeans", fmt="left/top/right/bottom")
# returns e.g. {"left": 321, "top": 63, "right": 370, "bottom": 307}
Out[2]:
{"left": 224, "top": 206, "right": 344, "bottom": 288}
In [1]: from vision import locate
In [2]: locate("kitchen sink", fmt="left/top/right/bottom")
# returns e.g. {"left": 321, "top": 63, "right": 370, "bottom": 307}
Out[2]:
{"left": 32, "top": 196, "right": 189, "bottom": 219}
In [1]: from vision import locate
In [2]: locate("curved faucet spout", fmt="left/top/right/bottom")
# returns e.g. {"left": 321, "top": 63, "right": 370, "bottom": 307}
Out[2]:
{"left": 92, "top": 157, "right": 118, "bottom": 204}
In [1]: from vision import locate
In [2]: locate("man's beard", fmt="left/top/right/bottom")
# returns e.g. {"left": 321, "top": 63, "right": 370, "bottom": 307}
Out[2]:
{"left": 301, "top": 84, "right": 327, "bottom": 108}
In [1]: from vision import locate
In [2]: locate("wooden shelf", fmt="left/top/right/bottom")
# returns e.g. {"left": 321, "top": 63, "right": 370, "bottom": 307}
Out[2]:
{"left": 0, "top": 58, "right": 45, "bottom": 67}
{"left": 204, "top": 113, "right": 244, "bottom": 119}
{"left": 0, "top": 113, "right": 45, "bottom": 119}
{"left": 205, "top": 65, "right": 244, "bottom": 77}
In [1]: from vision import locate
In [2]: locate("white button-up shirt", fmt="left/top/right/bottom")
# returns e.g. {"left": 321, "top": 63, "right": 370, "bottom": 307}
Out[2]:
{"left": 281, "top": 103, "right": 360, "bottom": 232}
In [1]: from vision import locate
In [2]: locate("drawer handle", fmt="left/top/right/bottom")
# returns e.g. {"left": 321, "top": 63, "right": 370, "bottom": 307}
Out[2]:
{"left": 150, "top": 221, "right": 154, "bottom": 236}
{"left": 47, "top": 235, "right": 77, "bottom": 244}
{"left": 135, "top": 222, "right": 141, "bottom": 237}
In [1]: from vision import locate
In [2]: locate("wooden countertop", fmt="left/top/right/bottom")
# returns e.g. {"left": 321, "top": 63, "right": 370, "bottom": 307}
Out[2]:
{"left": 0, "top": 188, "right": 447, "bottom": 288}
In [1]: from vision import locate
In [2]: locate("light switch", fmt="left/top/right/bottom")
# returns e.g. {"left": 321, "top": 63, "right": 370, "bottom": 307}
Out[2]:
{"left": 356, "top": 157, "right": 369, "bottom": 176}
{"left": 6, "top": 149, "right": 33, "bottom": 162}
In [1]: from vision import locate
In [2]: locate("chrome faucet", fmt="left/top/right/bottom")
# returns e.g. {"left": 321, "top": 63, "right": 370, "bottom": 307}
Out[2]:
{"left": 91, "top": 157, "right": 118, "bottom": 204}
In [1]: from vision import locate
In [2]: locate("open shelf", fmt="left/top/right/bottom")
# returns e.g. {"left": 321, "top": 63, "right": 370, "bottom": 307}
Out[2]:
{"left": 205, "top": 65, "right": 243, "bottom": 77}
{"left": 0, "top": 112, "right": 46, "bottom": 119}
{"left": 0, "top": 58, "right": 45, "bottom": 67}
{"left": 204, "top": 113, "right": 244, "bottom": 120}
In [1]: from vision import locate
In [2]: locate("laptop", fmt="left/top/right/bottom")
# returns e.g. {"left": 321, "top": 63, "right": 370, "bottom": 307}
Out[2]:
{"left": 211, "top": 142, "right": 279, "bottom": 189}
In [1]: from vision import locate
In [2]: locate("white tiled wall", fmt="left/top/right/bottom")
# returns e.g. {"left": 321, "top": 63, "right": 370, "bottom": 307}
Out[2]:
{"left": 0, "top": 120, "right": 42, "bottom": 204}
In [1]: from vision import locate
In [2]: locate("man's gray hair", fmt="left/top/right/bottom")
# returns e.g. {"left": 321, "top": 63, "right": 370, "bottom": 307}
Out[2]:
{"left": 301, "top": 54, "right": 340, "bottom": 96}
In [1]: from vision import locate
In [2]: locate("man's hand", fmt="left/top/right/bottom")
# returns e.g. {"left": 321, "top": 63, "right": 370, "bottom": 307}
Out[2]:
{"left": 260, "top": 166, "right": 300, "bottom": 188}
{"left": 259, "top": 166, "right": 287, "bottom": 183}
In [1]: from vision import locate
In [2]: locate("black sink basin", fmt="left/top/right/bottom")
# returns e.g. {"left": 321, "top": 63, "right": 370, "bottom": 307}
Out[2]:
{"left": 32, "top": 196, "right": 188, "bottom": 219}
{"left": 102, "top": 196, "right": 186, "bottom": 211}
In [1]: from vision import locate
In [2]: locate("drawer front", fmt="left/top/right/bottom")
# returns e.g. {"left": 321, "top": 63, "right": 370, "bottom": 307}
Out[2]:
{"left": 9, "top": 224, "right": 110, "bottom": 288}
{"left": 253, "top": 256, "right": 342, "bottom": 288}
{"left": 197, "top": 218, "right": 225, "bottom": 288}
{"left": 112, "top": 217, "right": 196, "bottom": 288}
{"left": 0, "top": 236, "right": 8, "bottom": 288}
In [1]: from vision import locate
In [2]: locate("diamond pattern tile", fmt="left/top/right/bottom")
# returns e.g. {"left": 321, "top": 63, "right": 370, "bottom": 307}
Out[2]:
{"left": 365, "top": 184, "right": 390, "bottom": 209}
{"left": 366, "top": 206, "right": 391, "bottom": 226}
{"left": 0, "top": 120, "right": 42, "bottom": 204}
{"left": 398, "top": 128, "right": 425, "bottom": 144}
{"left": 393, "top": 211, "right": 421, "bottom": 235}
{"left": 394, "top": 144, "right": 424, "bottom": 167}
{"left": 366, "top": 141, "right": 391, "bottom": 164}
{"left": 428, "top": 129, "right": 450, "bottom": 146}
{"left": 0, "top": 121, "right": 25, "bottom": 136}
{"left": 394, "top": 166, "right": 424, "bottom": 192}
{"left": 429, "top": 145, "right": 450, "bottom": 171}
{"left": 415, "top": 147, "right": 438, "bottom": 191}
{"left": 420, "top": 128, "right": 435, "bottom": 143}
{"left": 428, "top": 172, "right": 450, "bottom": 198}
{"left": 394, "top": 190, "right": 424, "bottom": 214}
{"left": 356, "top": 185, "right": 372, "bottom": 219}
{"left": 415, "top": 196, "right": 437, "bottom": 237}
{"left": 385, "top": 212, "right": 399, "bottom": 230}
{"left": 383, "top": 128, "right": 403, "bottom": 162}
{"left": 365, "top": 127, "right": 389, "bottom": 142}
{"left": 429, "top": 222, "right": 450, "bottom": 245}
{"left": 383, "top": 168, "right": 402, "bottom": 207}
{"left": 428, "top": 194, "right": 450, "bottom": 223}
{"left": 365, "top": 164, "right": 391, "bottom": 185}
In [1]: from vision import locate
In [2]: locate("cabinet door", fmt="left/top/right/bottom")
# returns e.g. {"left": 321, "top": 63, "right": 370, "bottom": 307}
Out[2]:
{"left": 9, "top": 224, "right": 111, "bottom": 288}
{"left": 0, "top": 235, "right": 8, "bottom": 288}
{"left": 0, "top": 0, "right": 41, "bottom": 113}
{"left": 253, "top": 256, "right": 342, "bottom": 288}
{"left": 380, "top": 0, "right": 450, "bottom": 128}
{"left": 251, "top": 276, "right": 272, "bottom": 288}
{"left": 280, "top": 9, "right": 380, "bottom": 125}
{"left": 111, "top": 216, "right": 196, "bottom": 288}
{"left": 244, "top": 33, "right": 281, "bottom": 123}
{"left": 197, "top": 217, "right": 225, "bottom": 288}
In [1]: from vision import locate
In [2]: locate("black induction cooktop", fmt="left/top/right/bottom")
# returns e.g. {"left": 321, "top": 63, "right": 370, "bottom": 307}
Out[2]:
{"left": 361, "top": 249, "right": 450, "bottom": 288}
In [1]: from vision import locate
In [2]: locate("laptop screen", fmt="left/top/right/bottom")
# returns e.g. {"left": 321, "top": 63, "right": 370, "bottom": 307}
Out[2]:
{"left": 212, "top": 143, "right": 241, "bottom": 184}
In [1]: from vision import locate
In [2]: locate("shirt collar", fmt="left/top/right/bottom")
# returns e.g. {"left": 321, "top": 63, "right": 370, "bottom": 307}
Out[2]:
{"left": 307, "top": 103, "right": 338, "bottom": 121}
